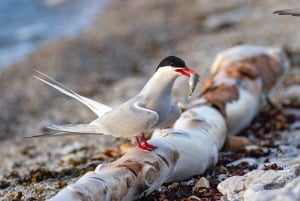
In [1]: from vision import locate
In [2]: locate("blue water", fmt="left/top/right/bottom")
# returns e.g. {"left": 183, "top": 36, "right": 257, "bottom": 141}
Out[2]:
{"left": 0, "top": 0, "right": 106, "bottom": 68}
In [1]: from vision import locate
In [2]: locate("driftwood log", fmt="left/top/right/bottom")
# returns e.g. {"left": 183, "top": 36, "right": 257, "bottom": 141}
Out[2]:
{"left": 48, "top": 45, "right": 289, "bottom": 201}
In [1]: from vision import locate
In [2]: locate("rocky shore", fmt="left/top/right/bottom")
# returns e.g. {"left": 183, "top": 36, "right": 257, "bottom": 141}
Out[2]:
{"left": 0, "top": 0, "right": 299, "bottom": 200}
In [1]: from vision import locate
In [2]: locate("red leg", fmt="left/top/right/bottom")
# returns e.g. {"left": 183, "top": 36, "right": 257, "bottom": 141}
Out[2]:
{"left": 135, "top": 135, "right": 157, "bottom": 151}
{"left": 141, "top": 133, "right": 157, "bottom": 150}
{"left": 135, "top": 136, "right": 145, "bottom": 149}
{"left": 135, "top": 136, "right": 151, "bottom": 151}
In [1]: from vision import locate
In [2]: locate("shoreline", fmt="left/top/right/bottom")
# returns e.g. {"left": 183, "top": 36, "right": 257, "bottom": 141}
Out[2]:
{"left": 0, "top": 0, "right": 106, "bottom": 69}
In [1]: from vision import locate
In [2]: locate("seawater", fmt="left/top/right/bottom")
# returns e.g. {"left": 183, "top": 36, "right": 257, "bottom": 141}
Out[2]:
{"left": 0, "top": 0, "right": 106, "bottom": 68}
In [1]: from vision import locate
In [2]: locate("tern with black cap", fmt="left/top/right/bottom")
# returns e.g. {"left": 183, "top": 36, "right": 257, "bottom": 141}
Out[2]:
{"left": 32, "top": 56, "right": 200, "bottom": 151}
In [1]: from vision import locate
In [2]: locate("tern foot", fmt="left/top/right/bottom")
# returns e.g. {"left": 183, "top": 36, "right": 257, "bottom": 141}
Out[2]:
{"left": 135, "top": 134, "right": 157, "bottom": 151}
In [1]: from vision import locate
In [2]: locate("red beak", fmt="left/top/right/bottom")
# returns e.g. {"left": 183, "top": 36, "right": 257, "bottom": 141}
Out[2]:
{"left": 175, "top": 67, "right": 199, "bottom": 77}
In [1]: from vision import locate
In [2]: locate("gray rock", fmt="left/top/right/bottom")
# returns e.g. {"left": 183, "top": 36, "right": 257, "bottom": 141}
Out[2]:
{"left": 218, "top": 167, "right": 299, "bottom": 201}
{"left": 218, "top": 128, "right": 300, "bottom": 201}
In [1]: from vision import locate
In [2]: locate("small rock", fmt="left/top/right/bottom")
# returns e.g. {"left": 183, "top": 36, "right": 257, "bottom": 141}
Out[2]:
{"left": 290, "top": 121, "right": 300, "bottom": 130}
{"left": 223, "top": 136, "right": 249, "bottom": 151}
{"left": 281, "top": 84, "right": 300, "bottom": 103}
{"left": 181, "top": 178, "right": 196, "bottom": 186}
{"left": 167, "top": 182, "right": 179, "bottom": 191}
{"left": 188, "top": 195, "right": 202, "bottom": 200}
{"left": 218, "top": 167, "right": 298, "bottom": 201}
{"left": 158, "top": 186, "right": 168, "bottom": 193}
{"left": 0, "top": 179, "right": 10, "bottom": 189}
{"left": 217, "top": 173, "right": 229, "bottom": 182}
{"left": 228, "top": 157, "right": 258, "bottom": 167}
{"left": 59, "top": 142, "right": 85, "bottom": 155}
{"left": 193, "top": 177, "right": 210, "bottom": 193}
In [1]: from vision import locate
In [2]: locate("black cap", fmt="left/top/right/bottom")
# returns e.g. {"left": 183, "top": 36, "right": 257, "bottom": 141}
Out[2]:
{"left": 156, "top": 56, "right": 186, "bottom": 71}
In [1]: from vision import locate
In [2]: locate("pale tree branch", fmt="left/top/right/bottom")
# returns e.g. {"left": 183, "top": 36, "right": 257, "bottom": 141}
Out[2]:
{"left": 48, "top": 45, "right": 289, "bottom": 201}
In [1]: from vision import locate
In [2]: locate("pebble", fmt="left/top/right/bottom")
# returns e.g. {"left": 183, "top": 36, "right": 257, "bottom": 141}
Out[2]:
{"left": 217, "top": 174, "right": 229, "bottom": 182}
{"left": 281, "top": 84, "right": 300, "bottom": 102}
{"left": 193, "top": 177, "right": 210, "bottom": 192}
{"left": 223, "top": 136, "right": 249, "bottom": 151}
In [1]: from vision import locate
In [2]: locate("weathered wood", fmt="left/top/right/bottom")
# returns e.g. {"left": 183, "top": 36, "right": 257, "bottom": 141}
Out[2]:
{"left": 48, "top": 45, "right": 289, "bottom": 201}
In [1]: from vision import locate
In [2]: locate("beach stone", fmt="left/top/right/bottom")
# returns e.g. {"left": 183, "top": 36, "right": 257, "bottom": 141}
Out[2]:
{"left": 193, "top": 177, "right": 210, "bottom": 191}
{"left": 218, "top": 167, "right": 299, "bottom": 201}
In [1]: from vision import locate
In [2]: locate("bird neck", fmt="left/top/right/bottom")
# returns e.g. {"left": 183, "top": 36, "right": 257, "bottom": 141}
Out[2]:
{"left": 140, "top": 68, "right": 178, "bottom": 102}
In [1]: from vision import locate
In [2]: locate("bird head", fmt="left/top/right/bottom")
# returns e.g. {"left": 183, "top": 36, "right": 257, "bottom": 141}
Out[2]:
{"left": 156, "top": 56, "right": 199, "bottom": 78}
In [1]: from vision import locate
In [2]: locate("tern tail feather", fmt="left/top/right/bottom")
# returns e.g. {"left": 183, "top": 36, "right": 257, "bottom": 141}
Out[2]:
{"left": 33, "top": 70, "right": 112, "bottom": 117}
{"left": 46, "top": 123, "right": 108, "bottom": 135}
{"left": 26, "top": 131, "right": 102, "bottom": 138}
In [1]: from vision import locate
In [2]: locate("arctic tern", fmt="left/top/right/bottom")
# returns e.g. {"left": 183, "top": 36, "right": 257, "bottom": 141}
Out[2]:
{"left": 32, "top": 56, "right": 200, "bottom": 151}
